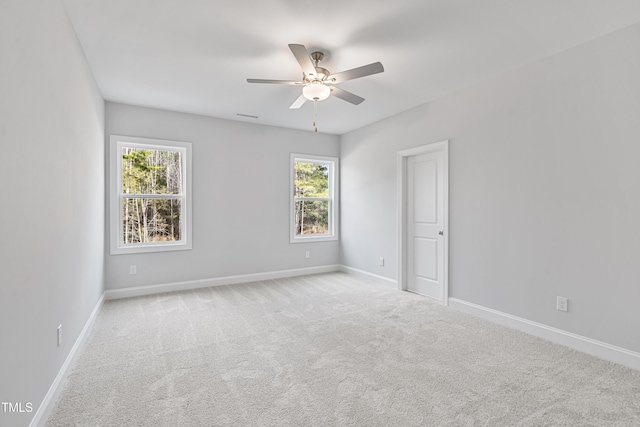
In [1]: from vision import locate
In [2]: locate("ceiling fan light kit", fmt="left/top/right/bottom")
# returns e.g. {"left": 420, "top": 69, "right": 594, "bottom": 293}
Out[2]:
{"left": 302, "top": 82, "right": 330, "bottom": 101}
{"left": 247, "top": 44, "right": 384, "bottom": 131}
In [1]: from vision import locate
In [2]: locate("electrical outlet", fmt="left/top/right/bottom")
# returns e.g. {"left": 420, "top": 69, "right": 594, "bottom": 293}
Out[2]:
{"left": 305, "top": 251, "right": 310, "bottom": 259}
{"left": 57, "top": 324, "right": 62, "bottom": 347}
{"left": 379, "top": 257, "right": 385, "bottom": 266}
{"left": 130, "top": 265, "right": 137, "bottom": 275}
{"left": 557, "top": 296, "right": 568, "bottom": 312}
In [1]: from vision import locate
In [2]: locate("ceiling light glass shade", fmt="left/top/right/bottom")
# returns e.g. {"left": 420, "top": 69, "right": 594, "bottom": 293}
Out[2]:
{"left": 302, "top": 82, "right": 331, "bottom": 101}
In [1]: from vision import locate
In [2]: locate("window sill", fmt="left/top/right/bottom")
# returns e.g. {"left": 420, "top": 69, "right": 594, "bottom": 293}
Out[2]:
{"left": 110, "top": 241, "right": 192, "bottom": 255}
{"left": 290, "top": 235, "right": 338, "bottom": 244}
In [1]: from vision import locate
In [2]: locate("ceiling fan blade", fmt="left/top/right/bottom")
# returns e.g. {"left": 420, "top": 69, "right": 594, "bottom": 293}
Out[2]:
{"left": 289, "top": 94, "right": 307, "bottom": 109}
{"left": 327, "top": 62, "right": 384, "bottom": 84}
{"left": 330, "top": 86, "right": 365, "bottom": 105}
{"left": 247, "top": 79, "right": 302, "bottom": 85}
{"left": 288, "top": 44, "right": 316, "bottom": 78}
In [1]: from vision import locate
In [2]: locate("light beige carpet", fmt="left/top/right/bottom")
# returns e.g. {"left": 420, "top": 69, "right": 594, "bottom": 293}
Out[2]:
{"left": 47, "top": 273, "right": 640, "bottom": 426}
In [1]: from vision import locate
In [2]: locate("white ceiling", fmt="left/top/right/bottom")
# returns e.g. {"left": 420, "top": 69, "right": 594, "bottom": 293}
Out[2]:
{"left": 62, "top": 0, "right": 640, "bottom": 135}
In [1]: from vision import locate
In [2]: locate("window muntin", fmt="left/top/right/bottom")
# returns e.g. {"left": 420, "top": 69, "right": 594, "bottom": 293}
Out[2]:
{"left": 290, "top": 154, "right": 338, "bottom": 242}
{"left": 110, "top": 135, "right": 192, "bottom": 254}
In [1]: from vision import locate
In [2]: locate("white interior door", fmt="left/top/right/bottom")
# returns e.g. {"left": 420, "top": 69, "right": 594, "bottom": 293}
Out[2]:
{"left": 407, "top": 151, "right": 445, "bottom": 301}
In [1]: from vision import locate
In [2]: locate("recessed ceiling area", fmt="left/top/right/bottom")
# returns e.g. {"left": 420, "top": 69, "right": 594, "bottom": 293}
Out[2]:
{"left": 61, "top": 0, "right": 640, "bottom": 135}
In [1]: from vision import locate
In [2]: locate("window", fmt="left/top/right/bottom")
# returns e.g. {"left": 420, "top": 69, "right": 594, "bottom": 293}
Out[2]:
{"left": 290, "top": 153, "right": 338, "bottom": 242}
{"left": 110, "top": 135, "right": 192, "bottom": 254}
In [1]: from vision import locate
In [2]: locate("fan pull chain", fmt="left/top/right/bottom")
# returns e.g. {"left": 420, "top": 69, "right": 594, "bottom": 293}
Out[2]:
{"left": 313, "top": 100, "right": 318, "bottom": 133}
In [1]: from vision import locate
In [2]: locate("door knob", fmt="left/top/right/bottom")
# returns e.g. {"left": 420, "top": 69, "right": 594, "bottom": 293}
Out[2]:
{"left": 438, "top": 230, "right": 444, "bottom": 235}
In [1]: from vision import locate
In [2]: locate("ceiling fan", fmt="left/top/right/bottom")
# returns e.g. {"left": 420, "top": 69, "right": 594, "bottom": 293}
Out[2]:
{"left": 247, "top": 44, "right": 384, "bottom": 110}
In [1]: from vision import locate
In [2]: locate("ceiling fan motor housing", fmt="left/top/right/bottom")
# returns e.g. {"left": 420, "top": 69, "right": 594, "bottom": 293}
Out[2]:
{"left": 304, "top": 51, "right": 329, "bottom": 82}
{"left": 306, "top": 67, "right": 330, "bottom": 83}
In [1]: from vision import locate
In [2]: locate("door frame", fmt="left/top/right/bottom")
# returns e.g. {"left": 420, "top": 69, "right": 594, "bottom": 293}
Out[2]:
{"left": 397, "top": 140, "right": 449, "bottom": 305}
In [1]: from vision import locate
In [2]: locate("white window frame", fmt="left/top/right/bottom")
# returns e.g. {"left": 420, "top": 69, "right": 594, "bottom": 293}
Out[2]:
{"left": 290, "top": 153, "right": 339, "bottom": 243}
{"left": 109, "top": 135, "right": 192, "bottom": 255}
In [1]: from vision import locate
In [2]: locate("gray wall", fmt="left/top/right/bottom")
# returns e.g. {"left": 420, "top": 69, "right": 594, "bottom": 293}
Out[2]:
{"left": 0, "top": 1, "right": 105, "bottom": 425}
{"left": 105, "top": 103, "right": 340, "bottom": 290}
{"left": 340, "top": 23, "right": 640, "bottom": 353}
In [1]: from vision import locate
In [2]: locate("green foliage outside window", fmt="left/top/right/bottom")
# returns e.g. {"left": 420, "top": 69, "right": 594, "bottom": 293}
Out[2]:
{"left": 121, "top": 148, "right": 183, "bottom": 244}
{"left": 294, "top": 161, "right": 330, "bottom": 235}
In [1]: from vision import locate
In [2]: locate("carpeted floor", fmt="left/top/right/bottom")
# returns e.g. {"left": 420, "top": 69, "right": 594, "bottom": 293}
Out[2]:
{"left": 47, "top": 272, "right": 640, "bottom": 426}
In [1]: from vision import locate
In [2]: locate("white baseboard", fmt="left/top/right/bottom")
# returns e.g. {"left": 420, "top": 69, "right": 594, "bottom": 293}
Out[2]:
{"left": 30, "top": 293, "right": 105, "bottom": 427}
{"left": 104, "top": 265, "right": 342, "bottom": 300}
{"left": 449, "top": 298, "right": 640, "bottom": 371}
{"left": 339, "top": 265, "right": 398, "bottom": 288}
